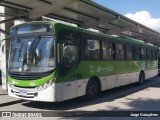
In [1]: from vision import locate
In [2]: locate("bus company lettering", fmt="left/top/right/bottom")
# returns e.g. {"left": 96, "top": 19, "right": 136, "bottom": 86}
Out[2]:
{"left": 90, "top": 65, "right": 113, "bottom": 73}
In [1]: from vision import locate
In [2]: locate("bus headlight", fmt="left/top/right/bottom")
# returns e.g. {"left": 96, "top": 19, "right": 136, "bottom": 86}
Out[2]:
{"left": 8, "top": 83, "right": 14, "bottom": 88}
{"left": 36, "top": 78, "right": 54, "bottom": 91}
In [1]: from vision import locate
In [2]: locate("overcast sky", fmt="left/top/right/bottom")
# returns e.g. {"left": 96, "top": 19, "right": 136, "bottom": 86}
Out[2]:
{"left": 93, "top": 0, "right": 160, "bottom": 32}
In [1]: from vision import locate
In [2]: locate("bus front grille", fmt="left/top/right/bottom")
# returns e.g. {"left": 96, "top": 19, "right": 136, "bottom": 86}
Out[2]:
{"left": 9, "top": 70, "right": 54, "bottom": 80}
{"left": 9, "top": 74, "right": 44, "bottom": 80}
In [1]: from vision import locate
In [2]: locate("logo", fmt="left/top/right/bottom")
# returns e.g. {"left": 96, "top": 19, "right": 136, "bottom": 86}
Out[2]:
{"left": 2, "top": 112, "right": 11, "bottom": 117}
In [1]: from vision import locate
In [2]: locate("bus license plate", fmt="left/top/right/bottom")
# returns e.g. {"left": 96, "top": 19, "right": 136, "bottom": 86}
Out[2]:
{"left": 19, "top": 91, "right": 27, "bottom": 96}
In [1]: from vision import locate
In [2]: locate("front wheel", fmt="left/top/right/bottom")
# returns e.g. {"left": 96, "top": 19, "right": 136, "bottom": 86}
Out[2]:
{"left": 83, "top": 79, "right": 99, "bottom": 101}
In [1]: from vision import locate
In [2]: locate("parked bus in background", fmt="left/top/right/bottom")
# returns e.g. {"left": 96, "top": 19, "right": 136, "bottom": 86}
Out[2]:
{"left": 8, "top": 22, "right": 158, "bottom": 102}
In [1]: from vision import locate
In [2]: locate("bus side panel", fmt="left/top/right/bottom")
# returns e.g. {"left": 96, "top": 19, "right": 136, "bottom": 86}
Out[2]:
{"left": 121, "top": 73, "right": 131, "bottom": 85}
{"left": 62, "top": 81, "right": 77, "bottom": 101}
{"left": 77, "top": 79, "right": 88, "bottom": 97}
{"left": 145, "top": 60, "right": 151, "bottom": 79}
{"left": 120, "top": 61, "right": 132, "bottom": 85}
{"left": 150, "top": 61, "right": 158, "bottom": 78}
{"left": 99, "top": 77, "right": 107, "bottom": 91}
{"left": 56, "top": 59, "right": 158, "bottom": 101}
{"left": 105, "top": 75, "right": 116, "bottom": 89}
{"left": 131, "top": 72, "right": 139, "bottom": 83}
{"left": 146, "top": 60, "right": 158, "bottom": 79}
{"left": 145, "top": 70, "right": 151, "bottom": 79}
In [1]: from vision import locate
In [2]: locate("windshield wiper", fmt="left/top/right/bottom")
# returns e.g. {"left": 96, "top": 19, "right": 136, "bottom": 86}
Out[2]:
{"left": 27, "top": 34, "right": 41, "bottom": 60}
{"left": 22, "top": 35, "right": 41, "bottom": 71}
{"left": 22, "top": 34, "right": 41, "bottom": 71}
{"left": 28, "top": 34, "right": 41, "bottom": 54}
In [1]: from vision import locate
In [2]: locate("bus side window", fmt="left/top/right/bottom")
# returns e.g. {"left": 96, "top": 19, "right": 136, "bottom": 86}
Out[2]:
{"left": 58, "top": 30, "right": 80, "bottom": 76}
{"left": 85, "top": 39, "right": 100, "bottom": 60}
{"left": 146, "top": 49, "right": 151, "bottom": 60}
{"left": 115, "top": 43, "right": 124, "bottom": 60}
{"left": 102, "top": 41, "right": 113, "bottom": 60}
{"left": 134, "top": 47, "right": 141, "bottom": 60}
{"left": 151, "top": 49, "right": 153, "bottom": 60}
{"left": 141, "top": 48, "right": 146, "bottom": 60}
{"left": 126, "top": 46, "right": 133, "bottom": 60}
{"left": 61, "top": 43, "right": 79, "bottom": 64}
{"left": 154, "top": 50, "right": 158, "bottom": 60}
{"left": 152, "top": 49, "right": 157, "bottom": 60}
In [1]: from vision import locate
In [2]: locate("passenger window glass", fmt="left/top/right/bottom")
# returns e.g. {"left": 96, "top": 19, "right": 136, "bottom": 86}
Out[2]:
{"left": 116, "top": 43, "right": 124, "bottom": 60}
{"left": 126, "top": 46, "right": 133, "bottom": 60}
{"left": 141, "top": 48, "right": 146, "bottom": 60}
{"left": 154, "top": 50, "right": 158, "bottom": 60}
{"left": 134, "top": 47, "right": 141, "bottom": 60}
{"left": 102, "top": 41, "right": 113, "bottom": 60}
{"left": 60, "top": 44, "right": 79, "bottom": 64}
{"left": 85, "top": 40, "right": 100, "bottom": 60}
{"left": 58, "top": 30, "right": 80, "bottom": 76}
{"left": 147, "top": 49, "right": 151, "bottom": 60}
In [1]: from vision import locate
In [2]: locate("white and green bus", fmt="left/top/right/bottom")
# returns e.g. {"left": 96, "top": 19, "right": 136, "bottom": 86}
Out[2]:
{"left": 8, "top": 22, "right": 158, "bottom": 102}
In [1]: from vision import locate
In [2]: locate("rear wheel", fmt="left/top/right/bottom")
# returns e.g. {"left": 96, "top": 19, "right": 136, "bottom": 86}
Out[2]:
{"left": 83, "top": 79, "right": 99, "bottom": 101}
{"left": 138, "top": 72, "right": 145, "bottom": 86}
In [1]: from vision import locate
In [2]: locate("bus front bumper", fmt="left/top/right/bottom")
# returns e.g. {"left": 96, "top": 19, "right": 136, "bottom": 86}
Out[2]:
{"left": 8, "top": 84, "right": 58, "bottom": 102}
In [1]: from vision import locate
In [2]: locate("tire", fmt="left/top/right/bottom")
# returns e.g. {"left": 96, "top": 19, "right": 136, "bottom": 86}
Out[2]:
{"left": 83, "top": 79, "right": 99, "bottom": 101}
{"left": 138, "top": 72, "right": 145, "bottom": 86}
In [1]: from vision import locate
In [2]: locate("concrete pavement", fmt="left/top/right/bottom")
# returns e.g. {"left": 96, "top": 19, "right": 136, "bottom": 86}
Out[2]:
{"left": 0, "top": 85, "right": 7, "bottom": 95}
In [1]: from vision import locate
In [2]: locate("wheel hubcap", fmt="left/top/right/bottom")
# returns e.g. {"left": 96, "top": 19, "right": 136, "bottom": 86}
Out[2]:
{"left": 89, "top": 85, "right": 96, "bottom": 95}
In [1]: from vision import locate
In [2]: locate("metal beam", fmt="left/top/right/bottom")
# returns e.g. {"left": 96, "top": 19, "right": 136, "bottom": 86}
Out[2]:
{"left": 47, "top": 13, "right": 83, "bottom": 24}
{"left": 0, "top": 12, "right": 16, "bottom": 17}
{"left": 0, "top": 0, "right": 32, "bottom": 10}
{"left": 29, "top": 0, "right": 76, "bottom": 19}
{"left": 0, "top": 4, "right": 29, "bottom": 12}
{"left": 39, "top": 0, "right": 52, "bottom": 5}
{"left": 82, "top": 16, "right": 117, "bottom": 28}
{"left": 107, "top": 26, "right": 137, "bottom": 34}
{"left": 64, "top": 7, "right": 99, "bottom": 20}
{"left": 0, "top": 15, "right": 26, "bottom": 24}
{"left": 0, "top": 28, "right": 9, "bottom": 35}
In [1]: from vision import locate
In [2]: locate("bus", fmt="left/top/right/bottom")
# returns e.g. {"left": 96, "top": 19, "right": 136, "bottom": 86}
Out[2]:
{"left": 8, "top": 22, "right": 158, "bottom": 102}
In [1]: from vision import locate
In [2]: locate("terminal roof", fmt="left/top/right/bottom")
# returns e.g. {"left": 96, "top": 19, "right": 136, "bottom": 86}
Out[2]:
{"left": 1, "top": 0, "right": 160, "bottom": 46}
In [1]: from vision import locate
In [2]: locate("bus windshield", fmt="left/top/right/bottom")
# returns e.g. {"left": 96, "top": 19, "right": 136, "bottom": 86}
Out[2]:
{"left": 9, "top": 35, "right": 55, "bottom": 73}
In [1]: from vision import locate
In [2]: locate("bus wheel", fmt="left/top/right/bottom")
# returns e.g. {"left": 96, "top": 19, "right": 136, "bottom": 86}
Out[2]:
{"left": 83, "top": 79, "right": 99, "bottom": 101}
{"left": 138, "top": 72, "right": 145, "bottom": 86}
